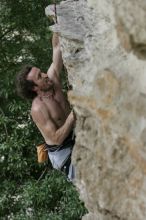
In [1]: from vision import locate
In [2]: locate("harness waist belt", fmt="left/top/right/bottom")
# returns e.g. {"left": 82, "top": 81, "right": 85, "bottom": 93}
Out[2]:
{"left": 45, "top": 130, "right": 75, "bottom": 152}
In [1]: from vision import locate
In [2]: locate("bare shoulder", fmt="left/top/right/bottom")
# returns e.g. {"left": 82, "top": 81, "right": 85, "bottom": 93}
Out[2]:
{"left": 31, "top": 97, "right": 44, "bottom": 113}
{"left": 31, "top": 98, "right": 49, "bottom": 123}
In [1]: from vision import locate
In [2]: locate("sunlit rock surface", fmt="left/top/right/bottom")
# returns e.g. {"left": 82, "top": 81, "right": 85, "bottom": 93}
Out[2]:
{"left": 46, "top": 0, "right": 146, "bottom": 219}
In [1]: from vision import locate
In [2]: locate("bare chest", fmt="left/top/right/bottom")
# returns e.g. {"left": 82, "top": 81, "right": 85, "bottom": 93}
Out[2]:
{"left": 42, "top": 91, "right": 70, "bottom": 125}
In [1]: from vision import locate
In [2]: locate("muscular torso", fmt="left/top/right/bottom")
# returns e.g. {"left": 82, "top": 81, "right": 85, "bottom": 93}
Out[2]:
{"left": 31, "top": 84, "right": 71, "bottom": 145}
{"left": 41, "top": 88, "right": 70, "bottom": 128}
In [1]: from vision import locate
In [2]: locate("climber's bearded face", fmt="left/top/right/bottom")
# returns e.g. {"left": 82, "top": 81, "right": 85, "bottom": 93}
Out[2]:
{"left": 27, "top": 67, "right": 54, "bottom": 92}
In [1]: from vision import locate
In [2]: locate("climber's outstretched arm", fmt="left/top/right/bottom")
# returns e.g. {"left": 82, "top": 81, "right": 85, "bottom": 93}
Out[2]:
{"left": 52, "top": 33, "right": 63, "bottom": 75}
{"left": 47, "top": 33, "right": 63, "bottom": 79}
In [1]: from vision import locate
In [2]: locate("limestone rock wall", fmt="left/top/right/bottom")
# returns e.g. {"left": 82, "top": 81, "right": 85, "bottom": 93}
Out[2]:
{"left": 46, "top": 1, "right": 146, "bottom": 219}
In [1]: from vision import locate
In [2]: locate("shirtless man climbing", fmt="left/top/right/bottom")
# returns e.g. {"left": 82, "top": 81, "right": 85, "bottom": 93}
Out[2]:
{"left": 16, "top": 31, "right": 76, "bottom": 180}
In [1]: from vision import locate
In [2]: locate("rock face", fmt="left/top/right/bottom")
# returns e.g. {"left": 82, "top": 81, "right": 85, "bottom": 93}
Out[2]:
{"left": 46, "top": 0, "right": 146, "bottom": 219}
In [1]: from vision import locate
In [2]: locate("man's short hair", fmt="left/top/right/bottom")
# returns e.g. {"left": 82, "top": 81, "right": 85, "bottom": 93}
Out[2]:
{"left": 16, "top": 65, "right": 37, "bottom": 100}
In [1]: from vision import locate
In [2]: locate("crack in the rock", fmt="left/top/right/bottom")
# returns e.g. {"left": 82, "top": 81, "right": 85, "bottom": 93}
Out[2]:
{"left": 97, "top": 204, "right": 126, "bottom": 220}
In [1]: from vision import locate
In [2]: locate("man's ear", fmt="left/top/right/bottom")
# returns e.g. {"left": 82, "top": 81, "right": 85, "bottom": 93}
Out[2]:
{"left": 32, "top": 85, "right": 38, "bottom": 92}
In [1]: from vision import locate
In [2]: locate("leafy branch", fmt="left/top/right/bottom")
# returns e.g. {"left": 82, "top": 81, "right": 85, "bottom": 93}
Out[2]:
{"left": 0, "top": 27, "right": 16, "bottom": 40}
{"left": 0, "top": 107, "right": 9, "bottom": 139}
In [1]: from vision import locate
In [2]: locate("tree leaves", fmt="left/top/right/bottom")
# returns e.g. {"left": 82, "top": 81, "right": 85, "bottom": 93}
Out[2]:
{"left": 0, "top": 0, "right": 87, "bottom": 218}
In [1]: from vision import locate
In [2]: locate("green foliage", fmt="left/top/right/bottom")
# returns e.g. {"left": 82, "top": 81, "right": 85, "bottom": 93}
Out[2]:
{"left": 0, "top": 171, "right": 87, "bottom": 219}
{"left": 0, "top": 0, "right": 87, "bottom": 219}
